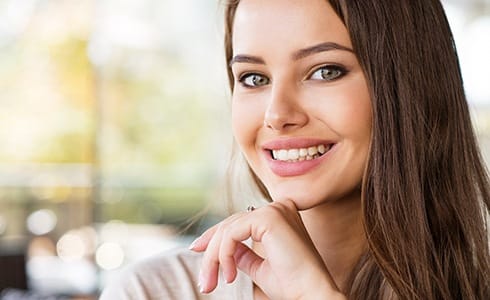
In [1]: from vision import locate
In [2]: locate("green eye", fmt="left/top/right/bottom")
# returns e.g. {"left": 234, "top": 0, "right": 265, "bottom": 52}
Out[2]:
{"left": 310, "top": 65, "right": 346, "bottom": 81}
{"left": 239, "top": 73, "right": 270, "bottom": 87}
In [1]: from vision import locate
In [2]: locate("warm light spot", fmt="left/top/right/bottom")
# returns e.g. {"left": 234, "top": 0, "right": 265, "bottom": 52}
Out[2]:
{"left": 57, "top": 232, "right": 87, "bottom": 261}
{"left": 28, "top": 236, "right": 57, "bottom": 257}
{"left": 26, "top": 209, "right": 57, "bottom": 235}
{"left": 95, "top": 242, "right": 125, "bottom": 270}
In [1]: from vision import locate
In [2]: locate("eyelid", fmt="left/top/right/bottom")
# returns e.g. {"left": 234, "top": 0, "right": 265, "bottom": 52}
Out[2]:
{"left": 237, "top": 70, "right": 265, "bottom": 80}
{"left": 237, "top": 72, "right": 269, "bottom": 88}
{"left": 237, "top": 72, "right": 255, "bottom": 82}
{"left": 232, "top": 64, "right": 266, "bottom": 81}
{"left": 306, "top": 63, "right": 348, "bottom": 80}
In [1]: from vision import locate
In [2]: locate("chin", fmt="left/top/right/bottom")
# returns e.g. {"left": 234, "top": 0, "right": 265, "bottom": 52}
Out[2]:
{"left": 266, "top": 187, "right": 326, "bottom": 211}
{"left": 263, "top": 177, "right": 362, "bottom": 211}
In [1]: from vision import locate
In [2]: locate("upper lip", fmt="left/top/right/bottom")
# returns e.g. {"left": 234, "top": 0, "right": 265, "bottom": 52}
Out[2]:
{"left": 262, "top": 138, "right": 336, "bottom": 150}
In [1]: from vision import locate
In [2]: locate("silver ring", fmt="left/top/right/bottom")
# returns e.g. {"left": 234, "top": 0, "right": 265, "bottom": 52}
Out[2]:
{"left": 246, "top": 205, "right": 256, "bottom": 212}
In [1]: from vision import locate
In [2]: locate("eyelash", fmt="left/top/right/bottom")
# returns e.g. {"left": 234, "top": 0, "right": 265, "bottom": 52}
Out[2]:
{"left": 307, "top": 64, "right": 348, "bottom": 81}
{"left": 237, "top": 73, "right": 269, "bottom": 88}
{"left": 237, "top": 64, "right": 348, "bottom": 88}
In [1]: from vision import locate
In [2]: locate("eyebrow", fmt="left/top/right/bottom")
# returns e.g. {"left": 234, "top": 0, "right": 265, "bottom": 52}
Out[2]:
{"left": 229, "top": 55, "right": 265, "bottom": 67}
{"left": 229, "top": 42, "right": 354, "bottom": 67}
{"left": 292, "top": 42, "right": 354, "bottom": 60}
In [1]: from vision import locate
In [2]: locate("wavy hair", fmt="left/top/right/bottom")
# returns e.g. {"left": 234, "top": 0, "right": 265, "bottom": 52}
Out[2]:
{"left": 223, "top": 0, "right": 490, "bottom": 298}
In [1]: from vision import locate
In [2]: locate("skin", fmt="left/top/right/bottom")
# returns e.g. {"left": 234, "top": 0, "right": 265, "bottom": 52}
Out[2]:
{"left": 190, "top": 0, "right": 372, "bottom": 298}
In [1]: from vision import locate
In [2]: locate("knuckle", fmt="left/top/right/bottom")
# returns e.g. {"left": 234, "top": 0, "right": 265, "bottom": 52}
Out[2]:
{"left": 264, "top": 204, "right": 285, "bottom": 219}
{"left": 282, "top": 198, "right": 298, "bottom": 210}
{"left": 203, "top": 249, "right": 219, "bottom": 266}
{"left": 249, "top": 261, "right": 260, "bottom": 282}
{"left": 221, "top": 225, "right": 233, "bottom": 240}
{"left": 216, "top": 221, "right": 227, "bottom": 234}
{"left": 218, "top": 248, "right": 228, "bottom": 262}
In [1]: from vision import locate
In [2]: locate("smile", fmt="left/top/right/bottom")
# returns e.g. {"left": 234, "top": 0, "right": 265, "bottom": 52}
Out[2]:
{"left": 271, "top": 144, "right": 333, "bottom": 162}
{"left": 262, "top": 139, "right": 337, "bottom": 177}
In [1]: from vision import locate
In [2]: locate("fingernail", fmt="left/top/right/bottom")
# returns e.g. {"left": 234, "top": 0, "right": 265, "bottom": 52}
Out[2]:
{"left": 198, "top": 271, "right": 205, "bottom": 293}
{"left": 224, "top": 270, "right": 231, "bottom": 284}
{"left": 188, "top": 237, "right": 200, "bottom": 250}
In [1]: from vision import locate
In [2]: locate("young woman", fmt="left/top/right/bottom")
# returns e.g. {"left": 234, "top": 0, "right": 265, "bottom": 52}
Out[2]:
{"left": 101, "top": 0, "right": 489, "bottom": 299}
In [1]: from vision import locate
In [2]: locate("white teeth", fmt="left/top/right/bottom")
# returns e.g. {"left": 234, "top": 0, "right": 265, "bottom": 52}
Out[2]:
{"left": 307, "top": 147, "right": 318, "bottom": 156}
{"left": 288, "top": 149, "right": 299, "bottom": 160}
{"left": 271, "top": 144, "right": 332, "bottom": 161}
{"left": 277, "top": 149, "right": 288, "bottom": 160}
{"left": 318, "top": 144, "right": 326, "bottom": 154}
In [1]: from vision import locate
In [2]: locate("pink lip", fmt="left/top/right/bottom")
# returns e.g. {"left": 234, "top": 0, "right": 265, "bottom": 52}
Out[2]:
{"left": 261, "top": 138, "right": 337, "bottom": 177}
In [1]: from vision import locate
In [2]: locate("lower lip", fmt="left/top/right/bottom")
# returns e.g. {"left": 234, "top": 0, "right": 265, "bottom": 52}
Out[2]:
{"left": 265, "top": 145, "right": 336, "bottom": 177}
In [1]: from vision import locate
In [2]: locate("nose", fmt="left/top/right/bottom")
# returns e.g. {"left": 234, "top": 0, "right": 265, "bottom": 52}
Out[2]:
{"left": 264, "top": 84, "right": 308, "bottom": 131}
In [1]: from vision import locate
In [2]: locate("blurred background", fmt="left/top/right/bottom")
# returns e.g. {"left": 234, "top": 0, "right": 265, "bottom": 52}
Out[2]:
{"left": 0, "top": 0, "right": 489, "bottom": 299}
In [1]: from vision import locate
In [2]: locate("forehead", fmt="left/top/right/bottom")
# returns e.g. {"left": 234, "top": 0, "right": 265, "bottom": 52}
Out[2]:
{"left": 232, "top": 0, "right": 352, "bottom": 55}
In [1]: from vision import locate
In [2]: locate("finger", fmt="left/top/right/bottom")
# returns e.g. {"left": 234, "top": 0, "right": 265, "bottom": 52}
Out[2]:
{"left": 199, "top": 213, "right": 245, "bottom": 292}
{"left": 199, "top": 224, "right": 223, "bottom": 293}
{"left": 218, "top": 218, "right": 254, "bottom": 284}
{"left": 190, "top": 211, "right": 249, "bottom": 252}
{"left": 198, "top": 259, "right": 219, "bottom": 294}
{"left": 219, "top": 240, "right": 238, "bottom": 284}
{"left": 233, "top": 242, "right": 264, "bottom": 283}
{"left": 277, "top": 198, "right": 299, "bottom": 212}
{"left": 218, "top": 209, "right": 276, "bottom": 284}
{"left": 189, "top": 222, "right": 221, "bottom": 252}
{"left": 268, "top": 200, "right": 309, "bottom": 238}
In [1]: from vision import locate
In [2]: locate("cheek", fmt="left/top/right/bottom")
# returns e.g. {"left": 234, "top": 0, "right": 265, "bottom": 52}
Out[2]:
{"left": 231, "top": 98, "right": 265, "bottom": 151}
{"left": 348, "top": 90, "right": 372, "bottom": 140}
{"left": 311, "top": 85, "right": 372, "bottom": 139}
{"left": 336, "top": 101, "right": 371, "bottom": 138}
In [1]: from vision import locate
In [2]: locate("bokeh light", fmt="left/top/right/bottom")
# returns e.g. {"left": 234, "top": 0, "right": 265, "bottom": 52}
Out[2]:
{"left": 28, "top": 236, "right": 57, "bottom": 257}
{"left": 57, "top": 231, "right": 87, "bottom": 261}
{"left": 95, "top": 242, "right": 125, "bottom": 270}
{"left": 26, "top": 209, "right": 57, "bottom": 235}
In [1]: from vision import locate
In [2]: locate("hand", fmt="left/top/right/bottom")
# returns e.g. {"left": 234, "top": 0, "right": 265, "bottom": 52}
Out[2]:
{"left": 189, "top": 199, "right": 345, "bottom": 300}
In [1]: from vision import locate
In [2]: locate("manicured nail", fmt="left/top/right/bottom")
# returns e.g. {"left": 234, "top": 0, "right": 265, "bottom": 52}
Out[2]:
{"left": 224, "top": 269, "right": 231, "bottom": 284}
{"left": 188, "top": 237, "right": 200, "bottom": 250}
{"left": 198, "top": 271, "right": 205, "bottom": 293}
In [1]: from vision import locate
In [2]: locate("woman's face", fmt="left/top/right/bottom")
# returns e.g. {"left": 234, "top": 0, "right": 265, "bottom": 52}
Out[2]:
{"left": 231, "top": 0, "right": 372, "bottom": 210}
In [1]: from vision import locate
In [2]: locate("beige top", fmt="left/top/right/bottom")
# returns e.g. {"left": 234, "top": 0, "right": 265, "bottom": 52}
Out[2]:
{"left": 99, "top": 247, "right": 253, "bottom": 300}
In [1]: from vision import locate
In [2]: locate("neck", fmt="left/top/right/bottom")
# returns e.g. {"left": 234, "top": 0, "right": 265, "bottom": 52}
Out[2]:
{"left": 299, "top": 192, "right": 366, "bottom": 291}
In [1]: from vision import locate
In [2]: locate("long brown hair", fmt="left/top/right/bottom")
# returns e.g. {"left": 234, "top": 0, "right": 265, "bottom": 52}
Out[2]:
{"left": 223, "top": 0, "right": 490, "bottom": 299}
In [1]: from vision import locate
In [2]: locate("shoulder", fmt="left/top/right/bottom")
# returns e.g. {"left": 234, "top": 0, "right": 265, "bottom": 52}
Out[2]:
{"left": 99, "top": 247, "right": 253, "bottom": 300}
{"left": 99, "top": 248, "right": 202, "bottom": 300}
